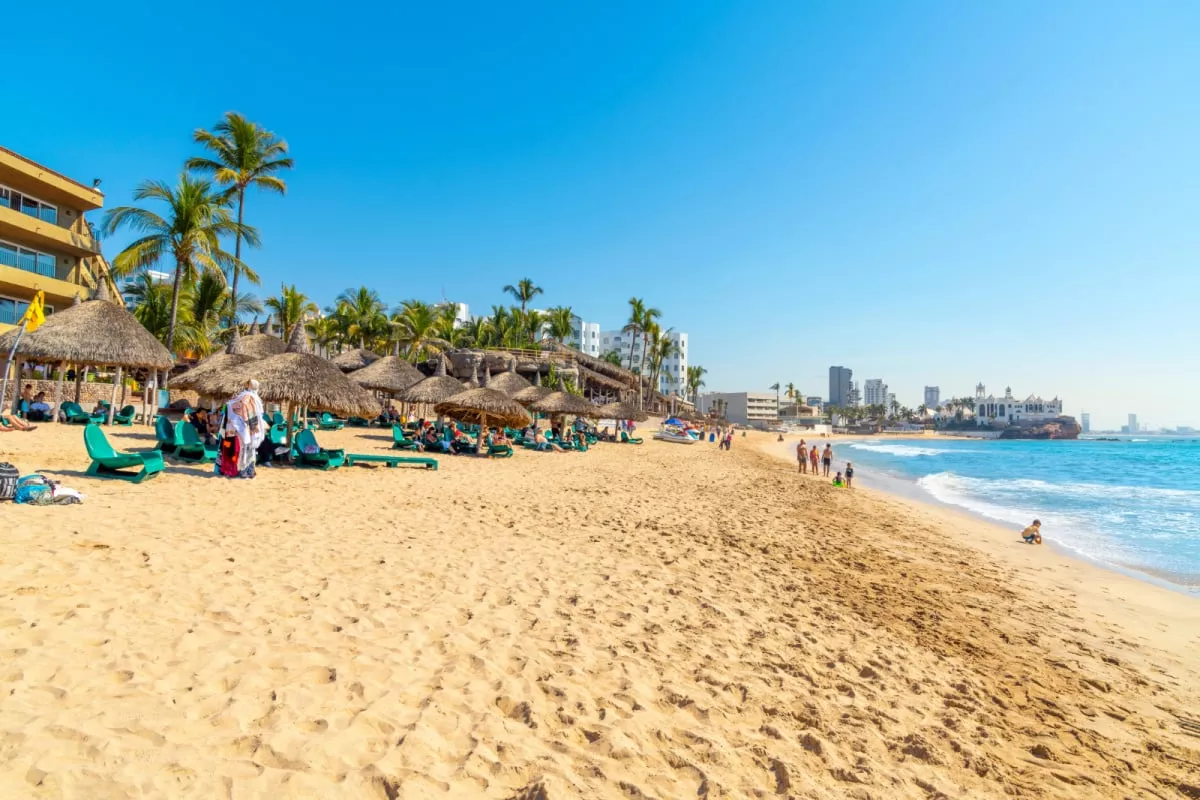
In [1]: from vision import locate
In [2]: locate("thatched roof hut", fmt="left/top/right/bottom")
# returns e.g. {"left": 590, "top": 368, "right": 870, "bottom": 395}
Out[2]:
{"left": 529, "top": 382, "right": 602, "bottom": 418}
{"left": 486, "top": 360, "right": 533, "bottom": 397}
{"left": 400, "top": 354, "right": 467, "bottom": 405}
{"left": 0, "top": 283, "right": 173, "bottom": 371}
{"left": 596, "top": 401, "right": 649, "bottom": 422}
{"left": 330, "top": 348, "right": 380, "bottom": 372}
{"left": 347, "top": 355, "right": 424, "bottom": 395}
{"left": 548, "top": 342, "right": 638, "bottom": 387}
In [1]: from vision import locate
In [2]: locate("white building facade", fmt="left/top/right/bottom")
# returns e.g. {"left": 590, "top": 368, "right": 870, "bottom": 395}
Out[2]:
{"left": 599, "top": 328, "right": 690, "bottom": 397}
{"left": 973, "top": 384, "right": 1063, "bottom": 426}
{"left": 863, "top": 379, "right": 888, "bottom": 407}
{"left": 697, "top": 391, "right": 778, "bottom": 427}
{"left": 569, "top": 317, "right": 601, "bottom": 357}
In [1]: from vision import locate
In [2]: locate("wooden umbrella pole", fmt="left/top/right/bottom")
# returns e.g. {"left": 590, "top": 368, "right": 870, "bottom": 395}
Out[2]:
{"left": 54, "top": 361, "right": 65, "bottom": 425}
{"left": 106, "top": 367, "right": 122, "bottom": 425}
{"left": 477, "top": 412, "right": 487, "bottom": 457}
{"left": 285, "top": 399, "right": 295, "bottom": 463}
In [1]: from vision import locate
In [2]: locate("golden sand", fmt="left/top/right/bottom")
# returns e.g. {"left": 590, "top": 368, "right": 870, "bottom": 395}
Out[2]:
{"left": 1, "top": 423, "right": 1198, "bottom": 798}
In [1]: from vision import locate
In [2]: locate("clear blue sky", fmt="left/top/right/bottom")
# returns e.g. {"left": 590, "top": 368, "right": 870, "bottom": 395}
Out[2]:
{"left": 6, "top": 1, "right": 1199, "bottom": 429}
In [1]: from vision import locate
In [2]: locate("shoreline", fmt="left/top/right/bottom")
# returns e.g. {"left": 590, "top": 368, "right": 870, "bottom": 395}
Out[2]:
{"left": 757, "top": 433, "right": 1200, "bottom": 596}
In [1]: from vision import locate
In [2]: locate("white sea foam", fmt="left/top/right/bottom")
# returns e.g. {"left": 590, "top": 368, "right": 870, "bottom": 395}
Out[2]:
{"left": 847, "top": 443, "right": 947, "bottom": 458}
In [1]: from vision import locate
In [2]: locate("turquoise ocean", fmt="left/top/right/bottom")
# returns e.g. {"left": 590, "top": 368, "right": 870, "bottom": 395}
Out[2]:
{"left": 839, "top": 436, "right": 1200, "bottom": 592}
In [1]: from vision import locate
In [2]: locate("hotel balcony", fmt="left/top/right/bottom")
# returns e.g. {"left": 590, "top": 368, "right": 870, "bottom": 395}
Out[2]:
{"left": 0, "top": 203, "right": 101, "bottom": 258}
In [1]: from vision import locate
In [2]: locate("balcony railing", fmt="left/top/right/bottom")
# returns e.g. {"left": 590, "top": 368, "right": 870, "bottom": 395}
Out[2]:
{"left": 0, "top": 305, "right": 15, "bottom": 325}
{"left": 0, "top": 247, "right": 55, "bottom": 277}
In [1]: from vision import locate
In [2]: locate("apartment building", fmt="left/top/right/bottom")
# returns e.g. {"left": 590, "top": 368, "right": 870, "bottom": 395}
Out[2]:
{"left": 696, "top": 391, "right": 779, "bottom": 428}
{"left": 598, "top": 328, "right": 689, "bottom": 397}
{"left": 0, "top": 146, "right": 105, "bottom": 330}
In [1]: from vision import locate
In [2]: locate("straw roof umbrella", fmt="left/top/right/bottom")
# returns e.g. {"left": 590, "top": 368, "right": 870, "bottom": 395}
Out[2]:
{"left": 239, "top": 333, "right": 287, "bottom": 358}
{"left": 486, "top": 360, "right": 533, "bottom": 397}
{"left": 529, "top": 382, "right": 602, "bottom": 418}
{"left": 172, "top": 328, "right": 258, "bottom": 394}
{"left": 330, "top": 348, "right": 380, "bottom": 372}
{"left": 435, "top": 370, "right": 531, "bottom": 457}
{"left": 347, "top": 355, "right": 424, "bottom": 395}
{"left": 400, "top": 354, "right": 466, "bottom": 406}
{"left": 193, "top": 324, "right": 379, "bottom": 454}
{"left": 0, "top": 281, "right": 173, "bottom": 424}
{"left": 511, "top": 383, "right": 552, "bottom": 407}
{"left": 596, "top": 400, "right": 649, "bottom": 423}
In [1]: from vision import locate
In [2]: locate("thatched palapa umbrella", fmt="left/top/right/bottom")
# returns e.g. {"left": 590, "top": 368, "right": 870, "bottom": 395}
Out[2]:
{"left": 486, "top": 360, "right": 533, "bottom": 397}
{"left": 400, "top": 354, "right": 466, "bottom": 406}
{"left": 435, "top": 369, "right": 531, "bottom": 457}
{"left": 239, "top": 329, "right": 287, "bottom": 358}
{"left": 0, "top": 281, "right": 173, "bottom": 424}
{"left": 529, "top": 380, "right": 602, "bottom": 419}
{"left": 194, "top": 324, "right": 379, "bottom": 454}
{"left": 347, "top": 355, "right": 424, "bottom": 395}
{"left": 511, "top": 383, "right": 552, "bottom": 407}
{"left": 171, "top": 327, "right": 257, "bottom": 395}
{"left": 596, "top": 400, "right": 649, "bottom": 423}
{"left": 330, "top": 348, "right": 380, "bottom": 372}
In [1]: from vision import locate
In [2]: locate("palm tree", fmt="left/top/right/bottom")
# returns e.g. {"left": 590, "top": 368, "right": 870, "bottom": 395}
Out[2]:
{"left": 685, "top": 365, "right": 707, "bottom": 401}
{"left": 306, "top": 315, "right": 341, "bottom": 356}
{"left": 769, "top": 382, "right": 781, "bottom": 411}
{"left": 502, "top": 278, "right": 543, "bottom": 313}
{"left": 638, "top": 306, "right": 662, "bottom": 397}
{"left": 918, "top": 403, "right": 929, "bottom": 418}
{"left": 623, "top": 297, "right": 646, "bottom": 375}
{"left": 546, "top": 306, "right": 575, "bottom": 344}
{"left": 521, "top": 308, "right": 546, "bottom": 346}
{"left": 785, "top": 382, "right": 796, "bottom": 405}
{"left": 187, "top": 112, "right": 293, "bottom": 328}
{"left": 600, "top": 349, "right": 623, "bottom": 367}
{"left": 265, "top": 283, "right": 317, "bottom": 340}
{"left": 333, "top": 286, "right": 387, "bottom": 348}
{"left": 647, "top": 328, "right": 678, "bottom": 400}
{"left": 391, "top": 299, "right": 450, "bottom": 361}
{"left": 432, "top": 303, "right": 467, "bottom": 349}
{"left": 102, "top": 173, "right": 255, "bottom": 376}
{"left": 889, "top": 398, "right": 901, "bottom": 418}
{"left": 123, "top": 270, "right": 177, "bottom": 343}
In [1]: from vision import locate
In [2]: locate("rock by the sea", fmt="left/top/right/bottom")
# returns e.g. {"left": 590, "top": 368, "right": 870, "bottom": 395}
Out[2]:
{"left": 998, "top": 416, "right": 1082, "bottom": 440}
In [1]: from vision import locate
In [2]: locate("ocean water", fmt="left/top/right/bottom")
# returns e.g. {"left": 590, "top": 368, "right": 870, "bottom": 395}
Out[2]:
{"left": 839, "top": 437, "right": 1200, "bottom": 591}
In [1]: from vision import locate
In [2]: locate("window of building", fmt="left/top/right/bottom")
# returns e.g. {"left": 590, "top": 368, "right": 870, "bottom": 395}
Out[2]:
{"left": 0, "top": 183, "right": 58, "bottom": 224}
{"left": 0, "top": 296, "right": 54, "bottom": 325}
{"left": 0, "top": 239, "right": 57, "bottom": 277}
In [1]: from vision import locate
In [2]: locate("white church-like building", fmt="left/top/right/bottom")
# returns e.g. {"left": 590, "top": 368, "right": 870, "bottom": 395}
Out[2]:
{"left": 973, "top": 384, "right": 1062, "bottom": 426}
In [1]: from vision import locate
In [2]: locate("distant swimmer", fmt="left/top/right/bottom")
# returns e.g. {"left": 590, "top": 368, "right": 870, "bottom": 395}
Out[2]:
{"left": 1021, "top": 520, "right": 1043, "bottom": 545}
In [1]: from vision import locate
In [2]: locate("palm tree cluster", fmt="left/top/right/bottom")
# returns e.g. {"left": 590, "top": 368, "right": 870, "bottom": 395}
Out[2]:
{"left": 612, "top": 297, "right": 696, "bottom": 406}
{"left": 104, "top": 112, "right": 293, "bottom": 379}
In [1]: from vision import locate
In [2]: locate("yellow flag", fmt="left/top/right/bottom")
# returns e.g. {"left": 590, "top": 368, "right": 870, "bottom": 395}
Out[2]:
{"left": 21, "top": 291, "right": 45, "bottom": 332}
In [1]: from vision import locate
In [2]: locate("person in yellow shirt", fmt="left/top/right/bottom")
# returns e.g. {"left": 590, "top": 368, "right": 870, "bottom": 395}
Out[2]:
{"left": 1021, "top": 520, "right": 1042, "bottom": 545}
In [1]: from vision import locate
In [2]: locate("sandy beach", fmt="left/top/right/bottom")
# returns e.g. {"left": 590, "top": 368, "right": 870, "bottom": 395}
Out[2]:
{"left": 2, "top": 423, "right": 1198, "bottom": 799}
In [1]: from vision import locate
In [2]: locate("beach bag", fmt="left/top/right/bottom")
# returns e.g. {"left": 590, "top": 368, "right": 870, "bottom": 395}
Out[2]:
{"left": 0, "top": 463, "right": 18, "bottom": 501}
{"left": 219, "top": 436, "right": 241, "bottom": 477}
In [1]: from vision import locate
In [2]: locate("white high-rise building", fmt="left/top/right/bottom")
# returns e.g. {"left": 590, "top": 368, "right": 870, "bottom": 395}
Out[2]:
{"left": 1128, "top": 414, "right": 1139, "bottom": 434}
{"left": 924, "top": 386, "right": 940, "bottom": 408}
{"left": 863, "top": 379, "right": 888, "bottom": 407}
{"left": 598, "top": 329, "right": 690, "bottom": 398}
{"left": 1081, "top": 413, "right": 1091, "bottom": 433}
{"left": 570, "top": 318, "right": 601, "bottom": 357}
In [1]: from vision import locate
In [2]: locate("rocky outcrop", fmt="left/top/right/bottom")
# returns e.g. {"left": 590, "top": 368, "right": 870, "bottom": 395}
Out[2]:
{"left": 998, "top": 416, "right": 1082, "bottom": 440}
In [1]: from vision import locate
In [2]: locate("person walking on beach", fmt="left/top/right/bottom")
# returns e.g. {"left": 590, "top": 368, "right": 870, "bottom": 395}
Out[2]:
{"left": 797, "top": 439, "right": 808, "bottom": 473}
{"left": 1021, "top": 520, "right": 1042, "bottom": 545}
{"left": 822, "top": 444, "right": 833, "bottom": 477}
{"left": 844, "top": 462, "right": 854, "bottom": 488}
{"left": 809, "top": 444, "right": 819, "bottom": 474}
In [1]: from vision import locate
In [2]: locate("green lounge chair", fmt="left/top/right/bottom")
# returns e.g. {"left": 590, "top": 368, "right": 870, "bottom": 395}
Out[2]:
{"left": 487, "top": 443, "right": 514, "bottom": 458}
{"left": 269, "top": 423, "right": 288, "bottom": 446}
{"left": 391, "top": 425, "right": 420, "bottom": 451}
{"left": 113, "top": 405, "right": 136, "bottom": 426}
{"left": 61, "top": 402, "right": 93, "bottom": 425}
{"left": 175, "top": 421, "right": 217, "bottom": 462}
{"left": 317, "top": 412, "right": 345, "bottom": 431}
{"left": 620, "top": 431, "right": 644, "bottom": 445}
{"left": 270, "top": 410, "right": 286, "bottom": 427}
{"left": 155, "top": 416, "right": 182, "bottom": 452}
{"left": 344, "top": 453, "right": 438, "bottom": 470}
{"left": 84, "top": 424, "right": 164, "bottom": 483}
{"left": 347, "top": 416, "right": 371, "bottom": 427}
{"left": 294, "top": 429, "right": 345, "bottom": 470}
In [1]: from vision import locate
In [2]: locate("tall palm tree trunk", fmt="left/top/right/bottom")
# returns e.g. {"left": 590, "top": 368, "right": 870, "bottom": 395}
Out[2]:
{"left": 228, "top": 188, "right": 245, "bottom": 329}
{"left": 164, "top": 259, "right": 186, "bottom": 388}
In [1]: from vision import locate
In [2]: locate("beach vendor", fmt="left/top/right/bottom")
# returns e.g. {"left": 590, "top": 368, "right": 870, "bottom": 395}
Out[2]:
{"left": 224, "top": 379, "right": 265, "bottom": 479}
{"left": 1021, "top": 520, "right": 1042, "bottom": 545}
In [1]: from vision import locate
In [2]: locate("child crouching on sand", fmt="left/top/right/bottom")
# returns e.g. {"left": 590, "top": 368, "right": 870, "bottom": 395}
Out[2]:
{"left": 1022, "top": 520, "right": 1042, "bottom": 545}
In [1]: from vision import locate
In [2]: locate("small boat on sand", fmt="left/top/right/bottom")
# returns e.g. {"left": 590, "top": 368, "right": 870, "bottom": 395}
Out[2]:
{"left": 653, "top": 420, "right": 699, "bottom": 444}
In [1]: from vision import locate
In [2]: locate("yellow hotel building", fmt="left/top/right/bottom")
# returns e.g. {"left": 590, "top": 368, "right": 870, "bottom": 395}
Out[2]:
{"left": 0, "top": 145, "right": 105, "bottom": 331}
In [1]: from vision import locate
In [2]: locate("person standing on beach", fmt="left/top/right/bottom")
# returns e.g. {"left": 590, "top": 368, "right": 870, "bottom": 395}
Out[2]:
{"left": 844, "top": 462, "right": 854, "bottom": 488}
{"left": 797, "top": 440, "right": 808, "bottom": 473}
{"left": 822, "top": 443, "right": 833, "bottom": 477}
{"left": 809, "top": 444, "right": 819, "bottom": 473}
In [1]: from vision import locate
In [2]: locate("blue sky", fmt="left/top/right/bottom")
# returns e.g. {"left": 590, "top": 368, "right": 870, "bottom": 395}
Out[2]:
{"left": 5, "top": 2, "right": 1199, "bottom": 428}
